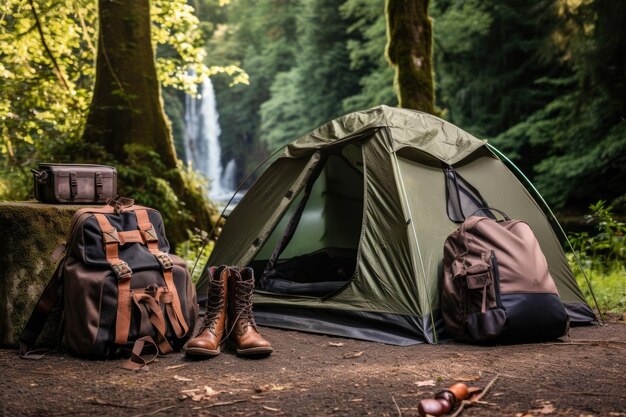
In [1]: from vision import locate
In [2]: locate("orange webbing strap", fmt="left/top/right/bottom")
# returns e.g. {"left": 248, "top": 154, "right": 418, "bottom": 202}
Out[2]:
{"left": 134, "top": 209, "right": 189, "bottom": 337}
{"left": 121, "top": 336, "right": 159, "bottom": 371}
{"left": 117, "top": 230, "right": 144, "bottom": 245}
{"left": 93, "top": 213, "right": 133, "bottom": 346}
{"left": 134, "top": 209, "right": 160, "bottom": 252}
{"left": 160, "top": 291, "right": 184, "bottom": 338}
{"left": 133, "top": 294, "right": 173, "bottom": 354}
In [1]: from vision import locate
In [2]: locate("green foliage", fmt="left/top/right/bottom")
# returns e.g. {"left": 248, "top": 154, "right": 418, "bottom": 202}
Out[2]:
{"left": 431, "top": 0, "right": 558, "bottom": 137}
{"left": 574, "top": 269, "right": 625, "bottom": 314}
{"left": 175, "top": 230, "right": 215, "bottom": 284}
{"left": 568, "top": 202, "right": 626, "bottom": 313}
{"left": 550, "top": 0, "right": 626, "bottom": 116}
{"left": 340, "top": 0, "right": 396, "bottom": 110}
{"left": 117, "top": 144, "right": 184, "bottom": 223}
{"left": 488, "top": 0, "right": 626, "bottom": 211}
{"left": 258, "top": 0, "right": 362, "bottom": 149}
{"left": 259, "top": 69, "right": 308, "bottom": 148}
{"left": 492, "top": 87, "right": 626, "bottom": 209}
{"left": 569, "top": 201, "right": 625, "bottom": 272}
{"left": 431, "top": 0, "right": 626, "bottom": 211}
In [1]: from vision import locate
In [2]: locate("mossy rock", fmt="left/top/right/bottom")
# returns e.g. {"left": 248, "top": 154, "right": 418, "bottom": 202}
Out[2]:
{"left": 0, "top": 202, "right": 80, "bottom": 346}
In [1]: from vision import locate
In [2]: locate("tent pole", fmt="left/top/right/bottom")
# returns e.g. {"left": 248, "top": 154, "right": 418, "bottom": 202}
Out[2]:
{"left": 486, "top": 144, "right": 605, "bottom": 324}
{"left": 388, "top": 135, "right": 439, "bottom": 343}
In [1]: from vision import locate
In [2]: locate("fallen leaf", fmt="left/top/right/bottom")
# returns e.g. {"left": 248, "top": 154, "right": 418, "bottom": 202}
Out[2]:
{"left": 262, "top": 405, "right": 282, "bottom": 412}
{"left": 414, "top": 380, "right": 436, "bottom": 387}
{"left": 174, "top": 375, "right": 192, "bottom": 382}
{"left": 343, "top": 351, "right": 364, "bottom": 359}
{"left": 255, "top": 384, "right": 292, "bottom": 393}
{"left": 179, "top": 386, "right": 219, "bottom": 401}
{"left": 328, "top": 342, "right": 345, "bottom": 347}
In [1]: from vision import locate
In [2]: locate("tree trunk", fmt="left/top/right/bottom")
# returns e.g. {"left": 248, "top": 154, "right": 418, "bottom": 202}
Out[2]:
{"left": 82, "top": 0, "right": 213, "bottom": 246}
{"left": 83, "top": 0, "right": 177, "bottom": 167}
{"left": 385, "top": 0, "right": 435, "bottom": 113}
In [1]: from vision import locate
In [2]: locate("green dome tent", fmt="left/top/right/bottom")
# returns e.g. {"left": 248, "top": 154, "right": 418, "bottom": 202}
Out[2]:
{"left": 197, "top": 105, "right": 595, "bottom": 345}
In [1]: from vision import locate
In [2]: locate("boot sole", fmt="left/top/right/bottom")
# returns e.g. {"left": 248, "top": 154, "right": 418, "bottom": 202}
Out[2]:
{"left": 236, "top": 346, "right": 274, "bottom": 356}
{"left": 185, "top": 346, "right": 222, "bottom": 357}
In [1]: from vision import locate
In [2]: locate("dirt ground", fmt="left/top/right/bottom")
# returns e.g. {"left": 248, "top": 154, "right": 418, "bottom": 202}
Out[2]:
{"left": 1, "top": 319, "right": 625, "bottom": 417}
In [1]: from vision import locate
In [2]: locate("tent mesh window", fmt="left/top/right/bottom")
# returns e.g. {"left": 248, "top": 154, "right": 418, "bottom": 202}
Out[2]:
{"left": 250, "top": 144, "right": 364, "bottom": 297}
{"left": 443, "top": 165, "right": 494, "bottom": 222}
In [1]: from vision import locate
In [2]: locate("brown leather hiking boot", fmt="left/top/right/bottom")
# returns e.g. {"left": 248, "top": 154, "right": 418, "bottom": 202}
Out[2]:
{"left": 185, "top": 266, "right": 229, "bottom": 357}
{"left": 227, "top": 267, "right": 273, "bottom": 356}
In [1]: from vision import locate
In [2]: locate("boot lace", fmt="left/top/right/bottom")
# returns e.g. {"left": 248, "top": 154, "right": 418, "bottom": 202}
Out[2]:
{"left": 233, "top": 280, "right": 257, "bottom": 328}
{"left": 201, "top": 280, "right": 224, "bottom": 332}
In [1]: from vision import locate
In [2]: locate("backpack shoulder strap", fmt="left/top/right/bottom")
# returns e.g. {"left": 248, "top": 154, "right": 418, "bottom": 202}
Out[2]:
{"left": 92, "top": 213, "right": 134, "bottom": 346}
{"left": 19, "top": 260, "right": 64, "bottom": 357}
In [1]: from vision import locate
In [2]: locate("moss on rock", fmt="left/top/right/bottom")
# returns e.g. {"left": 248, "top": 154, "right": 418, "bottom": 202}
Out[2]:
{"left": 0, "top": 202, "right": 77, "bottom": 346}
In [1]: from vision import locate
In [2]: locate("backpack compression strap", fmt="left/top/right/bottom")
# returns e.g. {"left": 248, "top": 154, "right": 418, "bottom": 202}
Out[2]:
{"left": 132, "top": 292, "right": 174, "bottom": 354}
{"left": 92, "top": 213, "right": 134, "bottom": 345}
{"left": 134, "top": 209, "right": 189, "bottom": 338}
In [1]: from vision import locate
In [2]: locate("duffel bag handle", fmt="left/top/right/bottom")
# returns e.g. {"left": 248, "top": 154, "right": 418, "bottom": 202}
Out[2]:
{"left": 31, "top": 168, "right": 49, "bottom": 184}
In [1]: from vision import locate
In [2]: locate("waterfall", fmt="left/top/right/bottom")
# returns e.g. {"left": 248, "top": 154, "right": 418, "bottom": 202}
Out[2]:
{"left": 221, "top": 158, "right": 238, "bottom": 192}
{"left": 184, "top": 78, "right": 235, "bottom": 201}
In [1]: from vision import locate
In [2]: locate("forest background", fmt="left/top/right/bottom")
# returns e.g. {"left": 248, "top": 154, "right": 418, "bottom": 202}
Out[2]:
{"left": 1, "top": 0, "right": 624, "bottom": 312}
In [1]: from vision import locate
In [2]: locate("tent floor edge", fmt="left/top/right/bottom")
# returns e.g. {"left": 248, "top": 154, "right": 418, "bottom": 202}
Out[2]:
{"left": 253, "top": 305, "right": 446, "bottom": 346}
{"left": 564, "top": 301, "right": 599, "bottom": 325}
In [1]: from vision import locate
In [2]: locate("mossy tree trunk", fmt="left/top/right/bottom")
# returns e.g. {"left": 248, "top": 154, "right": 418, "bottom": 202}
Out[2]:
{"left": 385, "top": 0, "right": 435, "bottom": 114}
{"left": 83, "top": 0, "right": 177, "bottom": 169}
{"left": 82, "top": 0, "right": 213, "bottom": 245}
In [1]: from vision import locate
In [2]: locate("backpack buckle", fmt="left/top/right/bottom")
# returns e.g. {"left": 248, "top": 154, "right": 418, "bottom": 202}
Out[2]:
{"left": 112, "top": 261, "right": 132, "bottom": 279}
{"left": 141, "top": 225, "right": 159, "bottom": 243}
{"left": 102, "top": 228, "right": 121, "bottom": 244}
{"left": 155, "top": 252, "right": 174, "bottom": 271}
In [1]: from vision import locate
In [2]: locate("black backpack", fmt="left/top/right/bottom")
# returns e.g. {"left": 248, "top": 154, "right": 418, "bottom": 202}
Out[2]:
{"left": 20, "top": 199, "right": 198, "bottom": 369}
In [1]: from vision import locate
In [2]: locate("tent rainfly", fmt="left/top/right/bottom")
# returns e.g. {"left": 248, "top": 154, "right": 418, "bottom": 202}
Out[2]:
{"left": 196, "top": 105, "right": 596, "bottom": 345}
